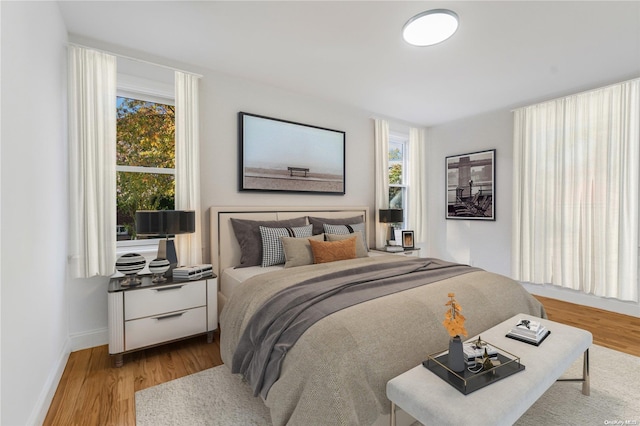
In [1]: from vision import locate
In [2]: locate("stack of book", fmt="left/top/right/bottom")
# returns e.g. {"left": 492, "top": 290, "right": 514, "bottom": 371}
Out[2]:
{"left": 506, "top": 318, "right": 550, "bottom": 345}
{"left": 463, "top": 341, "right": 498, "bottom": 365}
{"left": 173, "top": 264, "right": 214, "bottom": 280}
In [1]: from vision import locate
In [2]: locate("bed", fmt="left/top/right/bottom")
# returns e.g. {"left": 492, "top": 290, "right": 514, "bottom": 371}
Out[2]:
{"left": 211, "top": 206, "right": 546, "bottom": 426}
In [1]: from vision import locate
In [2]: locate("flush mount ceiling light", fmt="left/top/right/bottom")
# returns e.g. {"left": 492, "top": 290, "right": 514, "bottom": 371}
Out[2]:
{"left": 402, "top": 9, "right": 459, "bottom": 46}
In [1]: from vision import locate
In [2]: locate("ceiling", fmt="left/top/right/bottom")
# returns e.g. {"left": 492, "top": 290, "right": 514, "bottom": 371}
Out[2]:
{"left": 57, "top": 1, "right": 640, "bottom": 127}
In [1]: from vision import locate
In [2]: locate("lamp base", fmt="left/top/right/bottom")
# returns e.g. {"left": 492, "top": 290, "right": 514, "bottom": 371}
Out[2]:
{"left": 386, "top": 225, "right": 397, "bottom": 246}
{"left": 157, "top": 239, "right": 178, "bottom": 276}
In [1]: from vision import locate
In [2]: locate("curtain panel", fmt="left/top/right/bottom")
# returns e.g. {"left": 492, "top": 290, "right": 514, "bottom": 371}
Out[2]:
{"left": 68, "top": 45, "right": 117, "bottom": 278}
{"left": 374, "top": 119, "right": 390, "bottom": 248}
{"left": 408, "top": 127, "right": 428, "bottom": 244}
{"left": 513, "top": 79, "right": 640, "bottom": 302}
{"left": 174, "top": 71, "right": 203, "bottom": 265}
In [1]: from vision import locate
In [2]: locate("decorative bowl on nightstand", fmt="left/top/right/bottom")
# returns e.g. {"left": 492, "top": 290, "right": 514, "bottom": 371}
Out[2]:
{"left": 149, "top": 258, "right": 170, "bottom": 282}
{"left": 115, "top": 253, "right": 146, "bottom": 286}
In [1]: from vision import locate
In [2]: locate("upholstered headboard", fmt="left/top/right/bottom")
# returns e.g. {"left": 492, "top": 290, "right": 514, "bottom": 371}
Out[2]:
{"left": 209, "top": 205, "right": 371, "bottom": 277}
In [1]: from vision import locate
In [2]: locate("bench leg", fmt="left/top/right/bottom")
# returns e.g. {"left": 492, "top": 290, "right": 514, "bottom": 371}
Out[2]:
{"left": 582, "top": 348, "right": 590, "bottom": 396}
{"left": 557, "top": 348, "right": 590, "bottom": 396}
{"left": 390, "top": 402, "right": 396, "bottom": 426}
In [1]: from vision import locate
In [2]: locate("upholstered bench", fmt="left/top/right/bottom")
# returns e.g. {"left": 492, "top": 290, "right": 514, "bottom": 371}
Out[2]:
{"left": 386, "top": 313, "right": 592, "bottom": 426}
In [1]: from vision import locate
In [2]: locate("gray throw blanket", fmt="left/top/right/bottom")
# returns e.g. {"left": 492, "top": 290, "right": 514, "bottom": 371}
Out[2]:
{"left": 232, "top": 257, "right": 479, "bottom": 398}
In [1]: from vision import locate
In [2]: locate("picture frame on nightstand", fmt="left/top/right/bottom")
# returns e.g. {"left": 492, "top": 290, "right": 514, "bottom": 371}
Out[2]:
{"left": 402, "top": 230, "right": 414, "bottom": 249}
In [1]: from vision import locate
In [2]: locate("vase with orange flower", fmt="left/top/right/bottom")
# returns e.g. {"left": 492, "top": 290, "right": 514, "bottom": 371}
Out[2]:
{"left": 443, "top": 292, "right": 467, "bottom": 372}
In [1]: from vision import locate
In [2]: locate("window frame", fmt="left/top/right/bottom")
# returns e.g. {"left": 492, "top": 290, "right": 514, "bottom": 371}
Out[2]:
{"left": 388, "top": 132, "right": 409, "bottom": 223}
{"left": 116, "top": 78, "right": 175, "bottom": 252}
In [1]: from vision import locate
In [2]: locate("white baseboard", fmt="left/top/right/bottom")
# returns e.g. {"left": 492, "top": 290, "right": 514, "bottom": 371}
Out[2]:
{"left": 70, "top": 327, "right": 109, "bottom": 352}
{"left": 522, "top": 282, "right": 640, "bottom": 318}
{"left": 28, "top": 337, "right": 71, "bottom": 426}
{"left": 27, "top": 329, "right": 108, "bottom": 425}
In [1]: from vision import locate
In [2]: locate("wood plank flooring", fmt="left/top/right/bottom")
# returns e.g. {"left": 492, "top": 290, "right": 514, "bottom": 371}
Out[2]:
{"left": 44, "top": 332, "right": 223, "bottom": 426}
{"left": 535, "top": 295, "right": 640, "bottom": 357}
{"left": 44, "top": 297, "right": 640, "bottom": 425}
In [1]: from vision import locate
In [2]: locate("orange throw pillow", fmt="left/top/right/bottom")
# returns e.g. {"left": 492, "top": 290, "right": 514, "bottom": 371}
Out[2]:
{"left": 309, "top": 236, "right": 357, "bottom": 264}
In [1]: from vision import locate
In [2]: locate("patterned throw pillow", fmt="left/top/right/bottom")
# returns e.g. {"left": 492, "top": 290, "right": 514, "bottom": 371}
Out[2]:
{"left": 259, "top": 224, "right": 313, "bottom": 267}
{"left": 309, "top": 237, "right": 357, "bottom": 264}
{"left": 323, "top": 223, "right": 368, "bottom": 252}
{"left": 308, "top": 215, "right": 364, "bottom": 235}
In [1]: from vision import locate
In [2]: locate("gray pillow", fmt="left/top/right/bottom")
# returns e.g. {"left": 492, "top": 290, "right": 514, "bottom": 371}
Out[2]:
{"left": 325, "top": 231, "right": 368, "bottom": 258}
{"left": 281, "top": 234, "right": 325, "bottom": 268}
{"left": 308, "top": 215, "right": 363, "bottom": 235}
{"left": 230, "top": 217, "right": 307, "bottom": 267}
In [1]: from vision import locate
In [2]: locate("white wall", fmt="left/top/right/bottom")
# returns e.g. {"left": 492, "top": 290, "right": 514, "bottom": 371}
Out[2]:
{"left": 1, "top": 2, "right": 70, "bottom": 425}
{"left": 426, "top": 109, "right": 640, "bottom": 318}
{"left": 426, "top": 109, "right": 513, "bottom": 276}
{"left": 198, "top": 68, "right": 376, "bottom": 260}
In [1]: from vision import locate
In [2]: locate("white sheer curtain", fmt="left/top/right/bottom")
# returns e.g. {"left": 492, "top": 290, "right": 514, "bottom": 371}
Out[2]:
{"left": 68, "top": 45, "right": 117, "bottom": 278}
{"left": 513, "top": 79, "right": 640, "bottom": 302}
{"left": 174, "top": 71, "right": 203, "bottom": 265}
{"left": 407, "top": 127, "right": 427, "bottom": 244}
{"left": 374, "top": 119, "right": 390, "bottom": 248}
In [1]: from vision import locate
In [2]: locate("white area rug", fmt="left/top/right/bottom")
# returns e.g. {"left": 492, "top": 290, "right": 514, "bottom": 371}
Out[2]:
{"left": 135, "top": 344, "right": 640, "bottom": 425}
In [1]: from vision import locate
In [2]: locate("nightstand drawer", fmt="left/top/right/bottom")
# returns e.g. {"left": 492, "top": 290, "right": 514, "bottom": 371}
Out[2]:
{"left": 125, "top": 306, "right": 206, "bottom": 350}
{"left": 124, "top": 280, "right": 206, "bottom": 320}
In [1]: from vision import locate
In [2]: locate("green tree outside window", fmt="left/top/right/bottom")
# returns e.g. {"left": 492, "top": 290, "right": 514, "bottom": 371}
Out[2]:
{"left": 116, "top": 97, "right": 175, "bottom": 239}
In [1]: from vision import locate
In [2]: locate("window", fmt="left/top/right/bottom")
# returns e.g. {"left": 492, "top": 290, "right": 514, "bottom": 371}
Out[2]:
{"left": 116, "top": 95, "right": 175, "bottom": 241}
{"left": 388, "top": 133, "right": 409, "bottom": 221}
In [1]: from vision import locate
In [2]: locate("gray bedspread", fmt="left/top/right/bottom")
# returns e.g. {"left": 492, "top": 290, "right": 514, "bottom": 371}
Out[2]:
{"left": 232, "top": 258, "right": 479, "bottom": 398}
{"left": 220, "top": 255, "right": 546, "bottom": 426}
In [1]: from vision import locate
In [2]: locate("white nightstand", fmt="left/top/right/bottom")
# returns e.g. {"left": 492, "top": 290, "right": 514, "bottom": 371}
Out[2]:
{"left": 107, "top": 274, "right": 217, "bottom": 367}
{"left": 373, "top": 247, "right": 421, "bottom": 257}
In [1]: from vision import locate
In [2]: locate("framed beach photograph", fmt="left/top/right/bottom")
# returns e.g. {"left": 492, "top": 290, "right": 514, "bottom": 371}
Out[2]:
{"left": 446, "top": 149, "right": 495, "bottom": 220}
{"left": 402, "top": 230, "right": 414, "bottom": 249}
{"left": 239, "top": 112, "right": 346, "bottom": 194}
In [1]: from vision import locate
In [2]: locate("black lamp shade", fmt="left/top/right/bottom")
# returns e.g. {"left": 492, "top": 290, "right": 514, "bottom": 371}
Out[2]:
{"left": 379, "top": 209, "right": 404, "bottom": 223}
{"left": 135, "top": 210, "right": 196, "bottom": 236}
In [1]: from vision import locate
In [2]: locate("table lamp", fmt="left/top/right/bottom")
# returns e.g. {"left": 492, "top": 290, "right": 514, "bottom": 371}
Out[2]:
{"left": 135, "top": 210, "right": 196, "bottom": 276}
{"left": 379, "top": 209, "right": 404, "bottom": 245}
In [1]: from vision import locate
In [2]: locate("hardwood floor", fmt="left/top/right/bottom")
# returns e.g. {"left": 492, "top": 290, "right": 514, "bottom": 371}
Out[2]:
{"left": 535, "top": 295, "right": 640, "bottom": 357}
{"left": 44, "top": 297, "right": 640, "bottom": 425}
{"left": 44, "top": 332, "right": 223, "bottom": 426}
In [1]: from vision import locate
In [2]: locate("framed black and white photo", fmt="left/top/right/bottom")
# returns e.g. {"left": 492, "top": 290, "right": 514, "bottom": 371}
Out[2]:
{"left": 402, "top": 230, "right": 414, "bottom": 249}
{"left": 239, "top": 112, "right": 346, "bottom": 194}
{"left": 446, "top": 149, "right": 495, "bottom": 220}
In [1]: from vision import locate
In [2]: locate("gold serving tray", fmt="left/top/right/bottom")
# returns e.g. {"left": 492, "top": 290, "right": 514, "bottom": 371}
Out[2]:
{"left": 422, "top": 339, "right": 525, "bottom": 394}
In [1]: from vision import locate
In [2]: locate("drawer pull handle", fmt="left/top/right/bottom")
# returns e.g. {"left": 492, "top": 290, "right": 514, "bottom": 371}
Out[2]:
{"left": 154, "top": 312, "right": 185, "bottom": 321}
{"left": 155, "top": 285, "right": 184, "bottom": 292}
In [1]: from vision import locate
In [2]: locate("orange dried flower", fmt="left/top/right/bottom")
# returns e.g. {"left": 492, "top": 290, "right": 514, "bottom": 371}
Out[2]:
{"left": 443, "top": 292, "right": 468, "bottom": 337}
